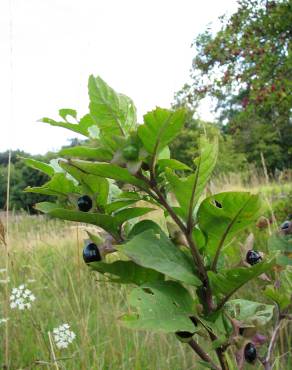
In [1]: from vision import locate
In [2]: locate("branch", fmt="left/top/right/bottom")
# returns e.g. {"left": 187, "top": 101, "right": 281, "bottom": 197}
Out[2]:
{"left": 136, "top": 170, "right": 214, "bottom": 312}
{"left": 188, "top": 339, "right": 221, "bottom": 370}
{"left": 262, "top": 318, "right": 283, "bottom": 370}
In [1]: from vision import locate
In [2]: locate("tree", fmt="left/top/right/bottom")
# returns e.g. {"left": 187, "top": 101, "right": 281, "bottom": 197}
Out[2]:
{"left": 176, "top": 0, "right": 292, "bottom": 171}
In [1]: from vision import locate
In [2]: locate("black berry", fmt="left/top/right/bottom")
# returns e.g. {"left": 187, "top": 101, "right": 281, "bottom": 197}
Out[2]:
{"left": 176, "top": 331, "right": 194, "bottom": 339}
{"left": 281, "top": 221, "right": 290, "bottom": 230}
{"left": 122, "top": 145, "right": 139, "bottom": 161}
{"left": 246, "top": 250, "right": 262, "bottom": 266}
{"left": 244, "top": 342, "right": 257, "bottom": 363}
{"left": 77, "top": 195, "right": 92, "bottom": 212}
{"left": 83, "top": 243, "right": 101, "bottom": 263}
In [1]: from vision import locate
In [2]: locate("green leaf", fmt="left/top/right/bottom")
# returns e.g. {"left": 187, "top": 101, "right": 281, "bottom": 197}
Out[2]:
{"left": 119, "top": 229, "right": 201, "bottom": 286}
{"left": 121, "top": 281, "right": 197, "bottom": 333}
{"left": 22, "top": 158, "right": 54, "bottom": 177}
{"left": 40, "top": 113, "right": 95, "bottom": 137}
{"left": 113, "top": 207, "right": 154, "bottom": 225}
{"left": 127, "top": 220, "right": 162, "bottom": 239}
{"left": 67, "top": 160, "right": 147, "bottom": 189}
{"left": 35, "top": 202, "right": 117, "bottom": 235}
{"left": 268, "top": 228, "right": 292, "bottom": 267}
{"left": 105, "top": 200, "right": 138, "bottom": 214}
{"left": 198, "top": 192, "right": 262, "bottom": 262}
{"left": 25, "top": 173, "right": 79, "bottom": 197}
{"left": 88, "top": 75, "right": 137, "bottom": 138}
{"left": 58, "top": 108, "right": 77, "bottom": 121}
{"left": 225, "top": 299, "right": 274, "bottom": 327}
{"left": 208, "top": 257, "right": 276, "bottom": 302}
{"left": 166, "top": 137, "right": 218, "bottom": 219}
{"left": 264, "top": 285, "right": 291, "bottom": 311}
{"left": 59, "top": 146, "right": 112, "bottom": 161}
{"left": 59, "top": 161, "right": 109, "bottom": 207}
{"left": 90, "top": 260, "right": 163, "bottom": 285}
{"left": 157, "top": 159, "right": 192, "bottom": 171}
{"left": 138, "top": 108, "right": 186, "bottom": 156}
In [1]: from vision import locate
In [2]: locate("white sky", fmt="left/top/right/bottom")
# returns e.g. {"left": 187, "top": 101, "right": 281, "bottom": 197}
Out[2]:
{"left": 0, "top": 0, "right": 238, "bottom": 155}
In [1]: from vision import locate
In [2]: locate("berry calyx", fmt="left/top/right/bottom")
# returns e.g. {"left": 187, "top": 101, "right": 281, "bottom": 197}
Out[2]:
{"left": 244, "top": 342, "right": 257, "bottom": 363}
{"left": 83, "top": 243, "right": 101, "bottom": 263}
{"left": 122, "top": 145, "right": 139, "bottom": 161}
{"left": 77, "top": 195, "right": 92, "bottom": 212}
{"left": 246, "top": 250, "right": 262, "bottom": 266}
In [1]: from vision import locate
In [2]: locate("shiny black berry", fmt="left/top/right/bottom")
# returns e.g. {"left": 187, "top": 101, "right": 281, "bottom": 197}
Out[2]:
{"left": 244, "top": 342, "right": 257, "bottom": 363}
{"left": 83, "top": 243, "right": 101, "bottom": 263}
{"left": 122, "top": 145, "right": 139, "bottom": 161}
{"left": 246, "top": 250, "right": 262, "bottom": 266}
{"left": 175, "top": 331, "right": 194, "bottom": 343}
{"left": 281, "top": 221, "right": 290, "bottom": 230}
{"left": 77, "top": 195, "right": 92, "bottom": 212}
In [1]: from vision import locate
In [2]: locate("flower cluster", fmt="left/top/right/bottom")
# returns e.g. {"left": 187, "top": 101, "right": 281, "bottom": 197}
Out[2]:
{"left": 53, "top": 323, "right": 76, "bottom": 349}
{"left": 10, "top": 284, "right": 36, "bottom": 310}
{"left": 0, "top": 318, "right": 9, "bottom": 324}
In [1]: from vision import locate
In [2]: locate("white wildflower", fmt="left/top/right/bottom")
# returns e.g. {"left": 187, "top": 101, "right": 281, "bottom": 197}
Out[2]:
{"left": 9, "top": 284, "right": 36, "bottom": 310}
{"left": 52, "top": 323, "right": 76, "bottom": 349}
{"left": 0, "top": 318, "right": 9, "bottom": 324}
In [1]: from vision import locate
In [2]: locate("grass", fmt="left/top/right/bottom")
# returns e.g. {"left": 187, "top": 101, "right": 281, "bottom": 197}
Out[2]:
{"left": 1, "top": 215, "right": 199, "bottom": 370}
{"left": 1, "top": 180, "right": 292, "bottom": 369}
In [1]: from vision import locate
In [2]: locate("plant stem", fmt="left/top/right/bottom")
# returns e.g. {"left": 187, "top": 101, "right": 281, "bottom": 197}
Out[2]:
{"left": 262, "top": 318, "right": 283, "bottom": 370}
{"left": 136, "top": 170, "right": 214, "bottom": 312}
{"left": 188, "top": 339, "right": 220, "bottom": 370}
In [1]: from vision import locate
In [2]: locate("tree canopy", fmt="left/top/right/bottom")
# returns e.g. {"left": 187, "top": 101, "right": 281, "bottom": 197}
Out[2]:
{"left": 175, "top": 0, "right": 292, "bottom": 171}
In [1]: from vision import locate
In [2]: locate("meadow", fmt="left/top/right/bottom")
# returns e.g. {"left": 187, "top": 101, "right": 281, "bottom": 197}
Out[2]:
{"left": 1, "top": 177, "right": 292, "bottom": 370}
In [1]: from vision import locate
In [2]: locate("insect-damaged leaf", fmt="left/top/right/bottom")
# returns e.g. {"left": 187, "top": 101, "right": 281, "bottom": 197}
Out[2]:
{"left": 119, "top": 229, "right": 201, "bottom": 286}
{"left": 120, "top": 281, "right": 197, "bottom": 333}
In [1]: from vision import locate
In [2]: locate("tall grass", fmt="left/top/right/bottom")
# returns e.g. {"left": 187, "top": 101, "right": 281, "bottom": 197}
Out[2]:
{"left": 1, "top": 179, "right": 292, "bottom": 369}
{"left": 1, "top": 216, "right": 199, "bottom": 370}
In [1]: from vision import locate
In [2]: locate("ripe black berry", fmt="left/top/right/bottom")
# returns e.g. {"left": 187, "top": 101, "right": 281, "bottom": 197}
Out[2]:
{"left": 281, "top": 221, "right": 290, "bottom": 230}
{"left": 246, "top": 250, "right": 262, "bottom": 266}
{"left": 244, "top": 342, "right": 257, "bottom": 363}
{"left": 175, "top": 331, "right": 194, "bottom": 343}
{"left": 122, "top": 145, "right": 139, "bottom": 161}
{"left": 77, "top": 195, "right": 92, "bottom": 212}
{"left": 83, "top": 243, "right": 101, "bottom": 263}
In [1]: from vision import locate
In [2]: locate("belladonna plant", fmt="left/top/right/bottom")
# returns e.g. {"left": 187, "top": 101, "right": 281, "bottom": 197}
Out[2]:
{"left": 24, "top": 75, "right": 292, "bottom": 369}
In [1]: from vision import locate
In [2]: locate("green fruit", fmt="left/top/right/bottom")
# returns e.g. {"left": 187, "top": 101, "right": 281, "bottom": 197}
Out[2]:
{"left": 122, "top": 145, "right": 139, "bottom": 161}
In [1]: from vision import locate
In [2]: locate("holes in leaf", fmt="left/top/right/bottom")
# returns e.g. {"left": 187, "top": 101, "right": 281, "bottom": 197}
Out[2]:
{"left": 212, "top": 200, "right": 223, "bottom": 209}
{"left": 143, "top": 288, "right": 154, "bottom": 295}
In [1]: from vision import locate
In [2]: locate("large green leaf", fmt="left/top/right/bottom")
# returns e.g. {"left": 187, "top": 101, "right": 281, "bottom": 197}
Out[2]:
{"left": 121, "top": 281, "right": 197, "bottom": 333}
{"left": 59, "top": 161, "right": 109, "bottom": 207}
{"left": 59, "top": 146, "right": 113, "bottom": 161}
{"left": 22, "top": 158, "right": 54, "bottom": 177}
{"left": 225, "top": 299, "right": 274, "bottom": 327}
{"left": 90, "top": 260, "right": 163, "bottom": 285}
{"left": 40, "top": 113, "right": 95, "bottom": 137}
{"left": 35, "top": 202, "right": 117, "bottom": 235}
{"left": 67, "top": 160, "right": 147, "bottom": 189}
{"left": 119, "top": 229, "right": 201, "bottom": 286}
{"left": 35, "top": 202, "right": 152, "bottom": 236}
{"left": 197, "top": 192, "right": 262, "bottom": 263}
{"left": 113, "top": 207, "right": 154, "bottom": 225}
{"left": 165, "top": 137, "right": 218, "bottom": 219}
{"left": 88, "top": 75, "right": 137, "bottom": 138}
{"left": 25, "top": 173, "right": 79, "bottom": 197}
{"left": 208, "top": 257, "right": 275, "bottom": 302}
{"left": 138, "top": 107, "right": 186, "bottom": 156}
